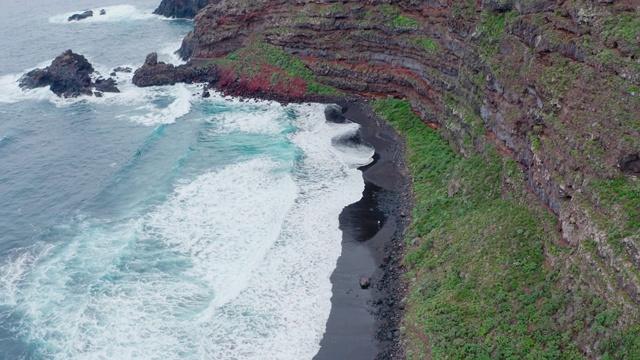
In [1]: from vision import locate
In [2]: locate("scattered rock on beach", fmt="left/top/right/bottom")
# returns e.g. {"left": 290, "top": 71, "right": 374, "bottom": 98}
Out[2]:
{"left": 324, "top": 104, "right": 347, "bottom": 123}
{"left": 68, "top": 10, "right": 93, "bottom": 21}
{"left": 359, "top": 276, "right": 371, "bottom": 289}
{"left": 19, "top": 49, "right": 120, "bottom": 97}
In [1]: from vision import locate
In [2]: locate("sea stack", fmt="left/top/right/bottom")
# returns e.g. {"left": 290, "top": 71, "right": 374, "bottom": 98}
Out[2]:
{"left": 19, "top": 50, "right": 119, "bottom": 97}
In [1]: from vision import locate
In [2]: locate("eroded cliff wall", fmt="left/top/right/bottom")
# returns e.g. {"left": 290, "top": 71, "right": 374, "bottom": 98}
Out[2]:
{"left": 152, "top": 0, "right": 640, "bottom": 357}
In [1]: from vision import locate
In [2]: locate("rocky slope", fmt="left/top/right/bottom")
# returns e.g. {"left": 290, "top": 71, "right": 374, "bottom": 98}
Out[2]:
{"left": 147, "top": 0, "right": 640, "bottom": 358}
{"left": 153, "top": 0, "right": 214, "bottom": 18}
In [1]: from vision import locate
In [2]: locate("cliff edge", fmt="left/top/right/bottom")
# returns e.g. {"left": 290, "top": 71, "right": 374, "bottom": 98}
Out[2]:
{"left": 151, "top": 0, "right": 640, "bottom": 358}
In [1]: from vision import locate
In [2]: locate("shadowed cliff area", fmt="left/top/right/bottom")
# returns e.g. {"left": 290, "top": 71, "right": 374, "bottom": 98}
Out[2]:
{"left": 144, "top": 0, "right": 640, "bottom": 358}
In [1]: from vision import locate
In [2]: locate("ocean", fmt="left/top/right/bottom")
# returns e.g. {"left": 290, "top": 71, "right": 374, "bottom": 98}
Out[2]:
{"left": 0, "top": 1, "right": 373, "bottom": 358}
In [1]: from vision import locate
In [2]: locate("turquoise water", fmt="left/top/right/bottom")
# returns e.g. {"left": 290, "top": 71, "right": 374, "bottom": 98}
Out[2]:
{"left": 0, "top": 2, "right": 373, "bottom": 358}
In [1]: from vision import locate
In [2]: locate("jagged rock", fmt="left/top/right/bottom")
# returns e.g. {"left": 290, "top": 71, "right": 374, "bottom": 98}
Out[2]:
{"left": 99, "top": 9, "right": 106, "bottom": 15}
{"left": 483, "top": 0, "right": 514, "bottom": 12}
{"left": 68, "top": 10, "right": 93, "bottom": 21}
{"left": 94, "top": 78, "right": 120, "bottom": 93}
{"left": 145, "top": 52, "right": 158, "bottom": 67}
{"left": 359, "top": 277, "right": 371, "bottom": 289}
{"left": 619, "top": 154, "right": 640, "bottom": 174}
{"left": 132, "top": 52, "right": 219, "bottom": 87}
{"left": 19, "top": 50, "right": 119, "bottom": 97}
{"left": 177, "top": 32, "right": 196, "bottom": 60}
{"left": 110, "top": 66, "right": 133, "bottom": 76}
{"left": 324, "top": 104, "right": 347, "bottom": 123}
{"left": 153, "top": 0, "right": 212, "bottom": 18}
{"left": 112, "top": 66, "right": 132, "bottom": 73}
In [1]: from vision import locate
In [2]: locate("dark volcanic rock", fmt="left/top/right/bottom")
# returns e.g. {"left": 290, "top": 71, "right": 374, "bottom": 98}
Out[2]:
{"left": 620, "top": 154, "right": 640, "bottom": 174}
{"left": 94, "top": 78, "right": 120, "bottom": 93}
{"left": 133, "top": 52, "right": 219, "bottom": 87}
{"left": 68, "top": 10, "right": 93, "bottom": 21}
{"left": 153, "top": 0, "right": 212, "bottom": 18}
{"left": 324, "top": 104, "right": 347, "bottom": 123}
{"left": 110, "top": 66, "right": 133, "bottom": 76}
{"left": 99, "top": 9, "right": 106, "bottom": 15}
{"left": 19, "top": 50, "right": 119, "bottom": 97}
{"left": 359, "top": 276, "right": 371, "bottom": 289}
{"left": 112, "top": 66, "right": 132, "bottom": 73}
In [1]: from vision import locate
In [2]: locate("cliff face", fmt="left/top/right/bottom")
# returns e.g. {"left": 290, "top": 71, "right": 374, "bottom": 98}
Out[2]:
{"left": 153, "top": 0, "right": 214, "bottom": 18}
{"left": 162, "top": 0, "right": 640, "bottom": 357}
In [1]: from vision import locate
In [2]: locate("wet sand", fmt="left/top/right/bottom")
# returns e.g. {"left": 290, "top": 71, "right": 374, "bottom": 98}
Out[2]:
{"left": 314, "top": 100, "right": 411, "bottom": 360}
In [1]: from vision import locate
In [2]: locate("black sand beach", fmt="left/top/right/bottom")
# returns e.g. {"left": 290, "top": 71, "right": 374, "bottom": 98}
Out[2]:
{"left": 314, "top": 100, "right": 411, "bottom": 360}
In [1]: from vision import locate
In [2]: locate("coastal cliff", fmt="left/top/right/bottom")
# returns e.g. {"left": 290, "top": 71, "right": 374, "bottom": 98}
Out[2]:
{"left": 144, "top": 0, "right": 640, "bottom": 358}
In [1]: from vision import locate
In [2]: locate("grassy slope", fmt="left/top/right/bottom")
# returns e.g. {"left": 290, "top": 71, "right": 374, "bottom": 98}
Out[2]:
{"left": 373, "top": 98, "right": 640, "bottom": 359}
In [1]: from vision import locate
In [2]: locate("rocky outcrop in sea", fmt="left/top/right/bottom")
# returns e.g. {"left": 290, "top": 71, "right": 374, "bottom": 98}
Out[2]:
{"left": 132, "top": 52, "right": 218, "bottom": 87}
{"left": 19, "top": 50, "right": 119, "bottom": 97}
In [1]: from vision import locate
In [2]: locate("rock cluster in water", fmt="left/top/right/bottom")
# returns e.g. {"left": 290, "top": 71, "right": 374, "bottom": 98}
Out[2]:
{"left": 19, "top": 50, "right": 119, "bottom": 97}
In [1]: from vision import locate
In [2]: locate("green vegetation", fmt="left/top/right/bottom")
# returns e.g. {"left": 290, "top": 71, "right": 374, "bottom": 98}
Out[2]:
{"left": 373, "top": 98, "right": 640, "bottom": 359}
{"left": 477, "top": 10, "right": 518, "bottom": 56}
{"left": 601, "top": 13, "right": 640, "bottom": 57}
{"left": 219, "top": 42, "right": 341, "bottom": 95}
{"left": 391, "top": 15, "right": 419, "bottom": 29}
{"left": 414, "top": 38, "right": 438, "bottom": 53}
{"left": 591, "top": 176, "right": 640, "bottom": 239}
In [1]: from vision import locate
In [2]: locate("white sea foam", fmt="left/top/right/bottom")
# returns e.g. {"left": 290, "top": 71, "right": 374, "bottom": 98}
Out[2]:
{"left": 48, "top": 5, "right": 156, "bottom": 24}
{"left": 0, "top": 64, "right": 199, "bottom": 125}
{"left": 0, "top": 102, "right": 373, "bottom": 359}
{"left": 160, "top": 41, "right": 187, "bottom": 65}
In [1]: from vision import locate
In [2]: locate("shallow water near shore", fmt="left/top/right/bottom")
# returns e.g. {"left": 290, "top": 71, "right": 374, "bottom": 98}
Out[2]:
{"left": 0, "top": 1, "right": 373, "bottom": 358}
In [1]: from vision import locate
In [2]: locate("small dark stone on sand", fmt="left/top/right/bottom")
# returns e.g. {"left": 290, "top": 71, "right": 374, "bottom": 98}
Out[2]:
{"left": 359, "top": 277, "right": 371, "bottom": 289}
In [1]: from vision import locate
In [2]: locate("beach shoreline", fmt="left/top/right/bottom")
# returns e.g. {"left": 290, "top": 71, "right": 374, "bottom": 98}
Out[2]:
{"left": 314, "top": 99, "right": 411, "bottom": 360}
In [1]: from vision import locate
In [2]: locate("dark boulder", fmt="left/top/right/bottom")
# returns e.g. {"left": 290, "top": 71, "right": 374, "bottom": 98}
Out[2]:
{"left": 359, "top": 276, "right": 372, "bottom": 289}
{"left": 620, "top": 154, "right": 640, "bottom": 174}
{"left": 94, "top": 78, "right": 120, "bottom": 93}
{"left": 153, "top": 0, "right": 213, "bottom": 18}
{"left": 68, "top": 10, "right": 93, "bottom": 21}
{"left": 112, "top": 66, "right": 132, "bottom": 73}
{"left": 99, "top": 9, "right": 106, "bottom": 15}
{"left": 324, "top": 104, "right": 347, "bottom": 123}
{"left": 133, "top": 52, "right": 219, "bottom": 87}
{"left": 144, "top": 52, "right": 158, "bottom": 67}
{"left": 19, "top": 50, "right": 120, "bottom": 97}
{"left": 110, "top": 66, "right": 133, "bottom": 76}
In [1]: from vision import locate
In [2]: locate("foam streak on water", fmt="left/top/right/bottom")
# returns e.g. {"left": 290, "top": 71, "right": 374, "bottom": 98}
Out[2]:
{"left": 0, "top": 98, "right": 374, "bottom": 359}
{"left": 48, "top": 5, "right": 157, "bottom": 24}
